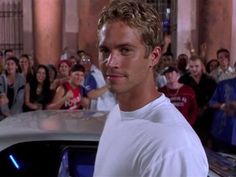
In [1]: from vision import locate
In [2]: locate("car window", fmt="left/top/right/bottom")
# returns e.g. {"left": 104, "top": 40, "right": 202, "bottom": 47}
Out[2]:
{"left": 0, "top": 140, "right": 98, "bottom": 177}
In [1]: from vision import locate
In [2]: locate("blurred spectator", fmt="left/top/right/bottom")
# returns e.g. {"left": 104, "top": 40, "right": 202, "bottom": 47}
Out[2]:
{"left": 161, "top": 33, "right": 172, "bottom": 55}
{"left": 206, "top": 59, "right": 219, "bottom": 74}
{"left": 47, "top": 64, "right": 58, "bottom": 99}
{"left": 24, "top": 65, "right": 52, "bottom": 111}
{"left": 57, "top": 60, "right": 71, "bottom": 79}
{"left": 209, "top": 77, "right": 236, "bottom": 152}
{"left": 50, "top": 60, "right": 71, "bottom": 91}
{"left": 47, "top": 64, "right": 89, "bottom": 110}
{"left": 19, "top": 54, "right": 34, "bottom": 83}
{"left": 0, "top": 51, "right": 4, "bottom": 74}
{"left": 210, "top": 48, "right": 235, "bottom": 82}
{"left": 77, "top": 50, "right": 86, "bottom": 62}
{"left": 0, "top": 57, "right": 25, "bottom": 120}
{"left": 155, "top": 53, "right": 175, "bottom": 88}
{"left": 47, "top": 64, "right": 57, "bottom": 84}
{"left": 4, "top": 49, "right": 14, "bottom": 58}
{"left": 177, "top": 53, "right": 189, "bottom": 76}
{"left": 60, "top": 47, "right": 69, "bottom": 60}
{"left": 179, "top": 55, "right": 217, "bottom": 145}
{"left": 68, "top": 56, "right": 78, "bottom": 66}
{"left": 159, "top": 66, "right": 198, "bottom": 126}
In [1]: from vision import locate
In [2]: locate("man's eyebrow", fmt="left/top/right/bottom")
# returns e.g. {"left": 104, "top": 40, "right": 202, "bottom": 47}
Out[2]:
{"left": 117, "top": 43, "right": 135, "bottom": 48}
{"left": 99, "top": 43, "right": 135, "bottom": 49}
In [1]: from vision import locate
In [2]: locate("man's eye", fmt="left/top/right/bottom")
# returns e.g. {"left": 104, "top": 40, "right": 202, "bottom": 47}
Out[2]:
{"left": 120, "top": 48, "right": 130, "bottom": 55}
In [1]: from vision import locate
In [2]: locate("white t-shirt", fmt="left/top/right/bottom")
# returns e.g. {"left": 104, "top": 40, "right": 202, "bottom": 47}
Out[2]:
{"left": 94, "top": 94, "right": 209, "bottom": 177}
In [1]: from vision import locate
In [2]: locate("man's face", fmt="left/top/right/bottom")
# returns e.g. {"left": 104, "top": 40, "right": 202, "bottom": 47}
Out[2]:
{"left": 217, "top": 52, "right": 230, "bottom": 70}
{"left": 70, "top": 71, "right": 84, "bottom": 86}
{"left": 98, "top": 21, "right": 157, "bottom": 94}
{"left": 189, "top": 59, "right": 203, "bottom": 77}
{"left": 165, "top": 71, "right": 179, "bottom": 84}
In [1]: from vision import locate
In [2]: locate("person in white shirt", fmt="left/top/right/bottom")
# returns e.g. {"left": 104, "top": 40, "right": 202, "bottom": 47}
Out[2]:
{"left": 93, "top": 0, "right": 209, "bottom": 176}
{"left": 210, "top": 48, "right": 236, "bottom": 82}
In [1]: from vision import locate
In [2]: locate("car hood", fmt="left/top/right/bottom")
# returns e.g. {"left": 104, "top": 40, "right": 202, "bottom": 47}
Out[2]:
{"left": 0, "top": 110, "right": 108, "bottom": 151}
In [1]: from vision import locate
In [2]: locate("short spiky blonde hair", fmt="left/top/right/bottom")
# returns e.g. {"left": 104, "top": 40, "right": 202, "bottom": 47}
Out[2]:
{"left": 98, "top": 0, "right": 162, "bottom": 57}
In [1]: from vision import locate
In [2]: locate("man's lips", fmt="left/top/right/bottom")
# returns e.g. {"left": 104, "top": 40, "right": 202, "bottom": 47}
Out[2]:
{"left": 106, "top": 73, "right": 126, "bottom": 80}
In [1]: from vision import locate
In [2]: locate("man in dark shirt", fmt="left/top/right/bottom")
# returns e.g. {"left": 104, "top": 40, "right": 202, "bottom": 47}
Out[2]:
{"left": 179, "top": 55, "right": 217, "bottom": 146}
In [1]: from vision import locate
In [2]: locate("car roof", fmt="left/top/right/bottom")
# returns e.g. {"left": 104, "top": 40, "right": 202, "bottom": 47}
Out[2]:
{"left": 0, "top": 110, "right": 108, "bottom": 151}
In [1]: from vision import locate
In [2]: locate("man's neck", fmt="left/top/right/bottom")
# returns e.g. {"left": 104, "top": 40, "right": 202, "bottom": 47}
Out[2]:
{"left": 117, "top": 87, "right": 161, "bottom": 112}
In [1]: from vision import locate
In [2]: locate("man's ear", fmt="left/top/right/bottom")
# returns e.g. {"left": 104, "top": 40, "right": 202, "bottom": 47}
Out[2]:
{"left": 149, "top": 46, "right": 162, "bottom": 67}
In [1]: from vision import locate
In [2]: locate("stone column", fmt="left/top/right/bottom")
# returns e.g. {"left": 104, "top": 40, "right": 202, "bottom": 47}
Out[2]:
{"left": 33, "top": 0, "right": 63, "bottom": 65}
{"left": 176, "top": 0, "right": 197, "bottom": 57}
{"left": 198, "top": 0, "right": 232, "bottom": 61}
{"left": 78, "top": 0, "right": 108, "bottom": 66}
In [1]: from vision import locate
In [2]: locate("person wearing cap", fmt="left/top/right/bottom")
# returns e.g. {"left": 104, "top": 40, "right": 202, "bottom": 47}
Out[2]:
{"left": 0, "top": 56, "right": 25, "bottom": 120}
{"left": 47, "top": 64, "right": 89, "bottom": 110}
{"left": 159, "top": 66, "right": 198, "bottom": 126}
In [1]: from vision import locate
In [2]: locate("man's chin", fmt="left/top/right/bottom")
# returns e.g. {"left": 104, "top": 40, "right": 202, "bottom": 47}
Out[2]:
{"left": 108, "top": 85, "right": 125, "bottom": 94}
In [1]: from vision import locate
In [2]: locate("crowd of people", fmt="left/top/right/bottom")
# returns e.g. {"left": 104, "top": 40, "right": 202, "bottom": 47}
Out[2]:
{"left": 0, "top": 36, "right": 236, "bottom": 155}
{"left": 0, "top": 49, "right": 117, "bottom": 121}
{"left": 156, "top": 44, "right": 236, "bottom": 152}
{"left": 0, "top": 35, "right": 235, "bottom": 154}
{"left": 0, "top": 2, "right": 236, "bottom": 176}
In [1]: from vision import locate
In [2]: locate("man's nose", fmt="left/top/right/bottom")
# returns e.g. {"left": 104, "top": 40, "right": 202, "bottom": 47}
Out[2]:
{"left": 106, "top": 53, "right": 119, "bottom": 67}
